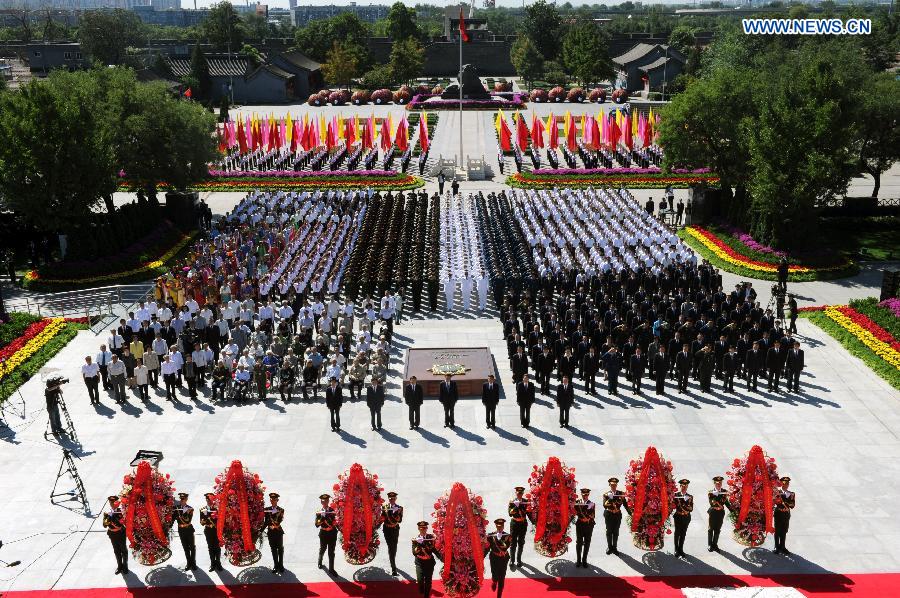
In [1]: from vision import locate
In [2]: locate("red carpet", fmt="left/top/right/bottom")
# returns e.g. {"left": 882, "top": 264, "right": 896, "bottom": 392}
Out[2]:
{"left": 3, "top": 573, "right": 897, "bottom": 597}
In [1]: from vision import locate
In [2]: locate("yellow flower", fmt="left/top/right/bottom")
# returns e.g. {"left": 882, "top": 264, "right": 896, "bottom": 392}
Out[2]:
{"left": 0, "top": 319, "right": 67, "bottom": 380}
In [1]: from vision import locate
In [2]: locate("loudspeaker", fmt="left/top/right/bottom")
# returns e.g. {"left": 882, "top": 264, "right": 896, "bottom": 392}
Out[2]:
{"left": 165, "top": 192, "right": 199, "bottom": 232}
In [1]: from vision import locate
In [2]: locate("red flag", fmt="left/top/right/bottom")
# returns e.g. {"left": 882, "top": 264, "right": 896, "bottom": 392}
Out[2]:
{"left": 395, "top": 118, "right": 408, "bottom": 152}
{"left": 345, "top": 118, "right": 356, "bottom": 146}
{"left": 566, "top": 117, "right": 576, "bottom": 151}
{"left": 623, "top": 115, "right": 633, "bottom": 150}
{"left": 236, "top": 119, "right": 247, "bottom": 154}
{"left": 459, "top": 9, "right": 470, "bottom": 42}
{"left": 530, "top": 114, "right": 544, "bottom": 149}
{"left": 380, "top": 118, "right": 391, "bottom": 152}
{"left": 184, "top": 87, "right": 192, "bottom": 98}
{"left": 418, "top": 115, "right": 429, "bottom": 153}
{"left": 548, "top": 115, "right": 559, "bottom": 150}
{"left": 516, "top": 114, "right": 529, "bottom": 152}
{"left": 591, "top": 117, "right": 601, "bottom": 150}
{"left": 499, "top": 117, "right": 512, "bottom": 151}
{"left": 216, "top": 126, "right": 226, "bottom": 152}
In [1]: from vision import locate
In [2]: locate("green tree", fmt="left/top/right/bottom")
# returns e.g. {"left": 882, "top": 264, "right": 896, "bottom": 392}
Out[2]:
{"left": 190, "top": 44, "right": 211, "bottom": 100}
{"left": 202, "top": 1, "right": 244, "bottom": 50}
{"left": 510, "top": 35, "right": 544, "bottom": 90}
{"left": 560, "top": 22, "right": 614, "bottom": 87}
{"left": 389, "top": 37, "right": 424, "bottom": 86}
{"left": 294, "top": 12, "right": 370, "bottom": 65}
{"left": 321, "top": 42, "right": 360, "bottom": 90}
{"left": 523, "top": 0, "right": 563, "bottom": 60}
{"left": 668, "top": 25, "right": 696, "bottom": 56}
{"left": 854, "top": 72, "right": 900, "bottom": 198}
{"left": 242, "top": 13, "right": 269, "bottom": 41}
{"left": 387, "top": 1, "right": 419, "bottom": 41}
{"left": 78, "top": 9, "right": 145, "bottom": 65}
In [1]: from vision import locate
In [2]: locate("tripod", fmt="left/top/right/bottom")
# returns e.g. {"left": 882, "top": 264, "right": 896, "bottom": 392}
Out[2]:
{"left": 50, "top": 449, "right": 90, "bottom": 515}
{"left": 0, "top": 358, "right": 26, "bottom": 435}
{"left": 44, "top": 389, "right": 78, "bottom": 446}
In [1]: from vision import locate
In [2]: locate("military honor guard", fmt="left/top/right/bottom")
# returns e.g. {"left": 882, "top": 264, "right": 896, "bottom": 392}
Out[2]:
{"left": 482, "top": 374, "right": 500, "bottom": 429}
{"left": 265, "top": 492, "right": 285, "bottom": 574}
{"left": 507, "top": 486, "right": 530, "bottom": 569}
{"left": 316, "top": 493, "right": 338, "bottom": 575}
{"left": 673, "top": 479, "right": 694, "bottom": 557}
{"left": 404, "top": 376, "right": 424, "bottom": 430}
{"left": 382, "top": 491, "right": 403, "bottom": 576}
{"left": 103, "top": 495, "right": 129, "bottom": 575}
{"left": 773, "top": 476, "right": 795, "bottom": 555}
{"left": 602, "top": 477, "right": 630, "bottom": 555}
{"left": 200, "top": 492, "right": 224, "bottom": 572}
{"left": 175, "top": 492, "right": 197, "bottom": 571}
{"left": 412, "top": 521, "right": 437, "bottom": 597}
{"left": 574, "top": 488, "right": 596, "bottom": 567}
{"left": 707, "top": 476, "right": 731, "bottom": 552}
{"left": 487, "top": 518, "right": 512, "bottom": 597}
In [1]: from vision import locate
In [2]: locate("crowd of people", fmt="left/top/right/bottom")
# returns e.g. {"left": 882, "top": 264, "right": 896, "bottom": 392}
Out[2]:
{"left": 439, "top": 193, "right": 490, "bottom": 312}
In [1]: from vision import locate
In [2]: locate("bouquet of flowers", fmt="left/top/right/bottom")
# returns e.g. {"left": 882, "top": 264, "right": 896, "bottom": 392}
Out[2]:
{"left": 332, "top": 463, "right": 385, "bottom": 565}
{"left": 118, "top": 460, "right": 176, "bottom": 566}
{"left": 432, "top": 483, "right": 489, "bottom": 598}
{"left": 212, "top": 460, "right": 266, "bottom": 566}
{"left": 727, "top": 445, "right": 779, "bottom": 547}
{"left": 625, "top": 446, "right": 677, "bottom": 551}
{"left": 526, "top": 456, "right": 577, "bottom": 557}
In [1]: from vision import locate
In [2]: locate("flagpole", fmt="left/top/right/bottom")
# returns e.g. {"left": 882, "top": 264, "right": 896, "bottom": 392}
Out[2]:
{"left": 459, "top": 13, "right": 464, "bottom": 175}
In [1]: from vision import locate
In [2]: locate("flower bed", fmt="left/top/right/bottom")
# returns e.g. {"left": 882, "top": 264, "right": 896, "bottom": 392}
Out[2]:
{"left": 23, "top": 229, "right": 196, "bottom": 291}
{"left": 801, "top": 304, "right": 900, "bottom": 390}
{"left": 333, "top": 463, "right": 384, "bottom": 565}
{"left": 508, "top": 171, "right": 719, "bottom": 190}
{"left": 118, "top": 461, "right": 176, "bottom": 565}
{"left": 0, "top": 312, "right": 43, "bottom": 349}
{"left": 852, "top": 297, "right": 900, "bottom": 341}
{"left": 432, "top": 482, "right": 488, "bottom": 598}
{"left": 193, "top": 173, "right": 423, "bottom": 192}
{"left": 727, "top": 445, "right": 779, "bottom": 547}
{"left": 407, "top": 92, "right": 527, "bottom": 111}
{"left": 0, "top": 319, "right": 86, "bottom": 404}
{"left": 625, "top": 446, "right": 676, "bottom": 551}
{"left": 680, "top": 226, "right": 857, "bottom": 282}
{"left": 526, "top": 457, "right": 577, "bottom": 557}
{"left": 212, "top": 460, "right": 266, "bottom": 567}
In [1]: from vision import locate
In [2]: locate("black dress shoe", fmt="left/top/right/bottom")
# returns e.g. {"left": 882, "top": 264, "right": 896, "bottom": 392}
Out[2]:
{"left": 114, "top": 568, "right": 121, "bottom": 575}
{"left": 708, "top": 546, "right": 715, "bottom": 552}
{"left": 328, "top": 568, "right": 337, "bottom": 576}
{"left": 209, "top": 566, "right": 216, "bottom": 572}
{"left": 606, "top": 548, "right": 612, "bottom": 555}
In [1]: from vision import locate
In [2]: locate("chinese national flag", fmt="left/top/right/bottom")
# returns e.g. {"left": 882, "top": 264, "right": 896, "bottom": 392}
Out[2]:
{"left": 459, "top": 9, "right": 470, "bottom": 42}
{"left": 184, "top": 87, "right": 192, "bottom": 98}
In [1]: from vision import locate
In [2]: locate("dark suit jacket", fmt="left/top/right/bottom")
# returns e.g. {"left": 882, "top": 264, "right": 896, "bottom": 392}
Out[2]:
{"left": 629, "top": 354, "right": 646, "bottom": 376}
{"left": 366, "top": 385, "right": 385, "bottom": 409}
{"left": 482, "top": 382, "right": 500, "bottom": 406}
{"left": 766, "top": 347, "right": 785, "bottom": 370}
{"left": 675, "top": 351, "right": 692, "bottom": 373}
{"left": 511, "top": 353, "right": 529, "bottom": 376}
{"left": 785, "top": 349, "right": 804, "bottom": 372}
{"left": 745, "top": 349, "right": 762, "bottom": 372}
{"left": 404, "top": 383, "right": 423, "bottom": 406}
{"left": 516, "top": 382, "right": 535, "bottom": 407}
{"left": 556, "top": 383, "right": 574, "bottom": 407}
{"left": 439, "top": 381, "right": 458, "bottom": 405}
{"left": 652, "top": 354, "right": 668, "bottom": 379}
{"left": 325, "top": 385, "right": 343, "bottom": 409}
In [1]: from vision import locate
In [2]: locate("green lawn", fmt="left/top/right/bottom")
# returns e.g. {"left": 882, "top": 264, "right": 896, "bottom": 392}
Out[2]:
{"left": 820, "top": 216, "right": 900, "bottom": 261}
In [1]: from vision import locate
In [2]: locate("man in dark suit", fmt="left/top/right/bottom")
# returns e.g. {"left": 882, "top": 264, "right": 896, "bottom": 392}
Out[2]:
{"left": 785, "top": 341, "right": 804, "bottom": 392}
{"left": 582, "top": 346, "right": 600, "bottom": 395}
{"left": 325, "top": 377, "right": 343, "bottom": 432}
{"left": 556, "top": 375, "right": 574, "bottom": 428}
{"left": 439, "top": 373, "right": 458, "bottom": 428}
{"left": 536, "top": 346, "right": 554, "bottom": 395}
{"left": 629, "top": 347, "right": 646, "bottom": 394}
{"left": 675, "top": 344, "right": 692, "bottom": 393}
{"left": 652, "top": 346, "right": 667, "bottom": 395}
{"left": 366, "top": 377, "right": 385, "bottom": 431}
{"left": 510, "top": 346, "right": 528, "bottom": 384}
{"left": 404, "top": 376, "right": 423, "bottom": 430}
{"left": 746, "top": 341, "right": 762, "bottom": 391}
{"left": 723, "top": 346, "right": 740, "bottom": 392}
{"left": 766, "top": 340, "right": 785, "bottom": 391}
{"left": 481, "top": 374, "right": 500, "bottom": 429}
{"left": 516, "top": 373, "right": 535, "bottom": 428}
{"left": 602, "top": 346, "right": 623, "bottom": 396}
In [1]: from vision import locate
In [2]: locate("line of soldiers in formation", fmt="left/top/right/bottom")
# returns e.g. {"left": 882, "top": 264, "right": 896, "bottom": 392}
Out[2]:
{"left": 102, "top": 477, "right": 796, "bottom": 596}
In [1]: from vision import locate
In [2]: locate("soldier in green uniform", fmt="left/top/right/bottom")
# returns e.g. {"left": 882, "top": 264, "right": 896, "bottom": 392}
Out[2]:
{"left": 773, "top": 476, "right": 796, "bottom": 555}
{"left": 412, "top": 520, "right": 436, "bottom": 596}
{"left": 602, "top": 477, "right": 630, "bottom": 555}
{"left": 574, "top": 488, "right": 596, "bottom": 568}
{"left": 707, "top": 476, "right": 731, "bottom": 552}
{"left": 103, "top": 495, "right": 129, "bottom": 575}
{"left": 507, "top": 486, "right": 530, "bottom": 569}
{"left": 673, "top": 479, "right": 694, "bottom": 557}
{"left": 315, "top": 493, "right": 338, "bottom": 575}
{"left": 382, "top": 491, "right": 403, "bottom": 576}
{"left": 200, "top": 492, "right": 223, "bottom": 572}
{"left": 175, "top": 492, "right": 197, "bottom": 571}
{"left": 265, "top": 492, "right": 285, "bottom": 574}
{"left": 487, "top": 518, "right": 512, "bottom": 597}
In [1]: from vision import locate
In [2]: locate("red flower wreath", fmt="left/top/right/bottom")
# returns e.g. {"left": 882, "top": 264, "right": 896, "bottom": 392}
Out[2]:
{"left": 332, "top": 463, "right": 385, "bottom": 564}
{"left": 211, "top": 460, "right": 266, "bottom": 566}
{"left": 727, "top": 445, "right": 780, "bottom": 547}
{"left": 625, "top": 446, "right": 677, "bottom": 551}
{"left": 432, "top": 483, "right": 489, "bottom": 598}
{"left": 118, "top": 460, "right": 176, "bottom": 566}
{"left": 526, "top": 456, "right": 577, "bottom": 557}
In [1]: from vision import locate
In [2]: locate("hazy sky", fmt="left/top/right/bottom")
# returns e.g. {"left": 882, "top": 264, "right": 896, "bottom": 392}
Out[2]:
{"left": 195, "top": 1, "right": 659, "bottom": 10}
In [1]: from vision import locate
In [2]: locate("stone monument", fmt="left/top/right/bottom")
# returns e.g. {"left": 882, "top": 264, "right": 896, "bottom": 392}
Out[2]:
{"left": 440, "top": 64, "right": 491, "bottom": 100}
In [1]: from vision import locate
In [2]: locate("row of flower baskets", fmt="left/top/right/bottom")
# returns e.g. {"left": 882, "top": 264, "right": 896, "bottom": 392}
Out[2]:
{"left": 682, "top": 226, "right": 855, "bottom": 280}
{"left": 507, "top": 172, "right": 720, "bottom": 189}
{"left": 118, "top": 448, "right": 783, "bottom": 598}
{"left": 24, "top": 232, "right": 196, "bottom": 287}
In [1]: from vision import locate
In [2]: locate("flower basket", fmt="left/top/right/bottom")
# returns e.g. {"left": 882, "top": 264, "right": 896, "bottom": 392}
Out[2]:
{"left": 212, "top": 460, "right": 266, "bottom": 566}
{"left": 548, "top": 86, "right": 565, "bottom": 102}
{"left": 526, "top": 457, "right": 577, "bottom": 557}
{"left": 588, "top": 87, "right": 606, "bottom": 103}
{"left": 530, "top": 88, "right": 548, "bottom": 103}
{"left": 416, "top": 84, "right": 431, "bottom": 95}
{"left": 432, "top": 85, "right": 444, "bottom": 94}
{"left": 566, "top": 87, "right": 585, "bottom": 102}
{"left": 351, "top": 90, "right": 370, "bottom": 105}
{"left": 394, "top": 89, "right": 411, "bottom": 104}
{"left": 328, "top": 90, "right": 350, "bottom": 105}
{"left": 727, "top": 445, "right": 779, "bottom": 547}
{"left": 432, "top": 482, "right": 489, "bottom": 598}
{"left": 611, "top": 88, "right": 628, "bottom": 104}
{"left": 333, "top": 463, "right": 385, "bottom": 565}
{"left": 625, "top": 446, "right": 676, "bottom": 551}
{"left": 307, "top": 93, "right": 323, "bottom": 106}
{"left": 372, "top": 89, "right": 392, "bottom": 104}
{"left": 118, "top": 460, "right": 176, "bottom": 566}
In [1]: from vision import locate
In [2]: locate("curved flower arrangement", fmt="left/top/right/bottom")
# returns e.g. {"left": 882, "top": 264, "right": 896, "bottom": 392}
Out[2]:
{"left": 625, "top": 446, "right": 676, "bottom": 551}
{"left": 726, "top": 445, "right": 780, "bottom": 547}
{"left": 507, "top": 172, "right": 720, "bottom": 190}
{"left": 432, "top": 483, "right": 489, "bottom": 598}
{"left": 332, "top": 463, "right": 385, "bottom": 565}
{"left": 192, "top": 174, "right": 423, "bottom": 192}
{"left": 0, "top": 318, "right": 67, "bottom": 381}
{"left": 531, "top": 167, "right": 711, "bottom": 176}
{"left": 526, "top": 457, "right": 577, "bottom": 557}
{"left": 213, "top": 460, "right": 266, "bottom": 567}
{"left": 118, "top": 461, "right": 176, "bottom": 566}
{"left": 0, "top": 318, "right": 86, "bottom": 404}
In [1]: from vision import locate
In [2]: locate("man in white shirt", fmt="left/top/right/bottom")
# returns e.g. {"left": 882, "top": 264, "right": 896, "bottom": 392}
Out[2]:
{"left": 161, "top": 355, "right": 178, "bottom": 401}
{"left": 191, "top": 346, "right": 208, "bottom": 386}
{"left": 108, "top": 329, "right": 125, "bottom": 358}
{"left": 137, "top": 302, "right": 152, "bottom": 324}
{"left": 278, "top": 302, "right": 295, "bottom": 333}
{"left": 107, "top": 354, "right": 127, "bottom": 404}
{"left": 82, "top": 355, "right": 101, "bottom": 404}
{"left": 96, "top": 344, "right": 113, "bottom": 390}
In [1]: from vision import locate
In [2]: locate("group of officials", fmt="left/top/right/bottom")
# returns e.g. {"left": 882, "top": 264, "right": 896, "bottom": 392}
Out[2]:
{"left": 104, "top": 478, "right": 796, "bottom": 596}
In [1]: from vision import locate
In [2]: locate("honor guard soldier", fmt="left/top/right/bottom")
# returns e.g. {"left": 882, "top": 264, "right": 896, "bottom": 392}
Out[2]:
{"left": 673, "top": 479, "right": 694, "bottom": 557}
{"left": 175, "top": 492, "right": 197, "bottom": 571}
{"left": 707, "top": 476, "right": 731, "bottom": 552}
{"left": 507, "top": 486, "right": 530, "bottom": 569}
{"left": 265, "top": 493, "right": 285, "bottom": 574}
{"left": 382, "top": 491, "right": 403, "bottom": 576}
{"left": 315, "top": 493, "right": 338, "bottom": 575}
{"left": 412, "top": 521, "right": 436, "bottom": 597}
{"left": 574, "top": 488, "right": 596, "bottom": 568}
{"left": 773, "top": 476, "right": 795, "bottom": 555}
{"left": 603, "top": 477, "right": 630, "bottom": 555}
{"left": 487, "top": 518, "right": 512, "bottom": 597}
{"left": 200, "top": 493, "right": 223, "bottom": 571}
{"left": 103, "top": 495, "right": 129, "bottom": 575}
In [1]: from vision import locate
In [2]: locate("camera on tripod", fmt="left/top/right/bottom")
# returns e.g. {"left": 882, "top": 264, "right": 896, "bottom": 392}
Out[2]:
{"left": 45, "top": 376, "right": 70, "bottom": 391}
